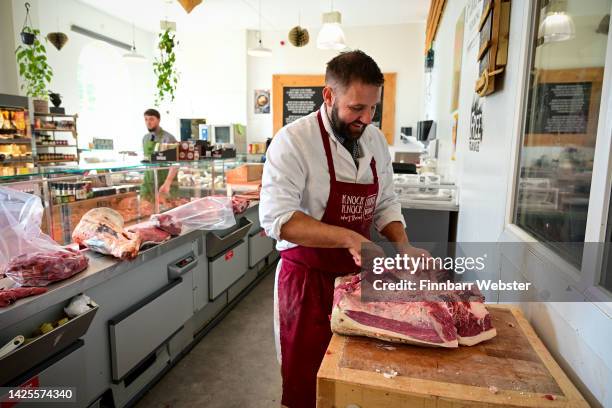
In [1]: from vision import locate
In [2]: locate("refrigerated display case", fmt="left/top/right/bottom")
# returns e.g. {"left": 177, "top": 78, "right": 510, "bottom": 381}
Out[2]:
{"left": 0, "top": 157, "right": 248, "bottom": 244}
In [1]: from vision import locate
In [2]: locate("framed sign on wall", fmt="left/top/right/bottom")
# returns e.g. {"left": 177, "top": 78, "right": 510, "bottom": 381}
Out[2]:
{"left": 524, "top": 67, "right": 604, "bottom": 147}
{"left": 272, "top": 73, "right": 397, "bottom": 145}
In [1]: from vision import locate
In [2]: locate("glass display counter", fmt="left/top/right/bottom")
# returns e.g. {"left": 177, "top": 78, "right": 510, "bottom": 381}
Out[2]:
{"left": 0, "top": 157, "right": 248, "bottom": 244}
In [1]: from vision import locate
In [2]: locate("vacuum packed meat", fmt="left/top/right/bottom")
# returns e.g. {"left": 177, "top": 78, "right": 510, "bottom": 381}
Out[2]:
{"left": 232, "top": 196, "right": 249, "bottom": 214}
{"left": 4, "top": 249, "right": 89, "bottom": 286}
{"left": 72, "top": 208, "right": 141, "bottom": 259}
{"left": 128, "top": 225, "right": 171, "bottom": 246}
{"left": 150, "top": 213, "right": 182, "bottom": 236}
{"left": 331, "top": 275, "right": 496, "bottom": 348}
{"left": 0, "top": 287, "right": 48, "bottom": 307}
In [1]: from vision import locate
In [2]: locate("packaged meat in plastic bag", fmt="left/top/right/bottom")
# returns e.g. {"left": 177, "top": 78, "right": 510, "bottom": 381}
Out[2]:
{"left": 0, "top": 187, "right": 89, "bottom": 286}
{"left": 161, "top": 196, "right": 236, "bottom": 231}
{"left": 150, "top": 213, "right": 182, "bottom": 236}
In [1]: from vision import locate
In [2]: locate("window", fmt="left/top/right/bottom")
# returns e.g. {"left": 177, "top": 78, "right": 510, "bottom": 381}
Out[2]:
{"left": 513, "top": 0, "right": 611, "bottom": 267}
{"left": 77, "top": 41, "right": 133, "bottom": 153}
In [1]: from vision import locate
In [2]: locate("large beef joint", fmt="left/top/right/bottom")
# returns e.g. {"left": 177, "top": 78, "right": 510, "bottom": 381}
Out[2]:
{"left": 331, "top": 275, "right": 496, "bottom": 348}
{"left": 72, "top": 208, "right": 141, "bottom": 260}
{"left": 5, "top": 249, "right": 89, "bottom": 287}
{"left": 0, "top": 287, "right": 48, "bottom": 307}
{"left": 150, "top": 213, "right": 182, "bottom": 236}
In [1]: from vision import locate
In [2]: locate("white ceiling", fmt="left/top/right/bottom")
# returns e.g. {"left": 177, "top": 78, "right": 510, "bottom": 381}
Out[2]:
{"left": 77, "top": 0, "right": 431, "bottom": 33}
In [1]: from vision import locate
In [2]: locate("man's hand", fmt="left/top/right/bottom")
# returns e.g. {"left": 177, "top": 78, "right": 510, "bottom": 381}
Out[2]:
{"left": 345, "top": 230, "right": 376, "bottom": 267}
{"left": 159, "top": 183, "right": 171, "bottom": 194}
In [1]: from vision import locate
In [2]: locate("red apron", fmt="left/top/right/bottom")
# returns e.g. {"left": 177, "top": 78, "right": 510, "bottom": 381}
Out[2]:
{"left": 278, "top": 110, "right": 379, "bottom": 408}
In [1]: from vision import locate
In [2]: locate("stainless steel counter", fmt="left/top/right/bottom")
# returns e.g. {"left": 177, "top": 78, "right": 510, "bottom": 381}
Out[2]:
{"left": 399, "top": 199, "right": 459, "bottom": 212}
{"left": 0, "top": 229, "right": 203, "bottom": 329}
{"left": 0, "top": 205, "right": 258, "bottom": 330}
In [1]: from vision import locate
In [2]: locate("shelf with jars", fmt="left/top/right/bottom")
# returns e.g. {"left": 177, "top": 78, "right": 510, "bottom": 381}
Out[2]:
{"left": 0, "top": 95, "right": 36, "bottom": 177}
{"left": 33, "top": 113, "right": 80, "bottom": 169}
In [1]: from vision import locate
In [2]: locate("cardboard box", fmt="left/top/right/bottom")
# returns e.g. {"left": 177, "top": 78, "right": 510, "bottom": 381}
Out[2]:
{"left": 226, "top": 163, "right": 263, "bottom": 184}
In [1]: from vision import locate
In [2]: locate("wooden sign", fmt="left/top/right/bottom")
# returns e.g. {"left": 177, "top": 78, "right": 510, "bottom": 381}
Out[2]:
{"left": 272, "top": 74, "right": 396, "bottom": 145}
{"left": 475, "top": 0, "right": 511, "bottom": 96}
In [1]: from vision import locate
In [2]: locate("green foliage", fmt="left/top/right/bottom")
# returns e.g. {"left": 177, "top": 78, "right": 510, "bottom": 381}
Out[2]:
{"left": 153, "top": 29, "right": 179, "bottom": 106}
{"left": 15, "top": 28, "right": 53, "bottom": 99}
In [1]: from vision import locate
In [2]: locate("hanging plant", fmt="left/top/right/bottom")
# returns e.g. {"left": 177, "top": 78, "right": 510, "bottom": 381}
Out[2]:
{"left": 15, "top": 27, "right": 53, "bottom": 99}
{"left": 153, "top": 29, "right": 179, "bottom": 106}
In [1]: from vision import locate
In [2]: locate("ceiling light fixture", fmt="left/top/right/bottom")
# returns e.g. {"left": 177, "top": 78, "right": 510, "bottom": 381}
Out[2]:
{"left": 538, "top": 0, "right": 575, "bottom": 43}
{"left": 248, "top": 0, "right": 272, "bottom": 57}
{"left": 123, "top": 22, "right": 146, "bottom": 62}
{"left": 316, "top": 0, "right": 346, "bottom": 50}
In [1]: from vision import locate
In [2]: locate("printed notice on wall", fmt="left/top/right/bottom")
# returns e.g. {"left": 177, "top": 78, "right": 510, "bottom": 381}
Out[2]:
{"left": 282, "top": 87, "right": 324, "bottom": 125}
{"left": 527, "top": 82, "right": 592, "bottom": 134}
{"left": 282, "top": 85, "right": 385, "bottom": 128}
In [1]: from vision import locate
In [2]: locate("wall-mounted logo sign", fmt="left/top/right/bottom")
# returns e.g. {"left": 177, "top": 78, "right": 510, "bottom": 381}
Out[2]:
{"left": 469, "top": 96, "right": 483, "bottom": 152}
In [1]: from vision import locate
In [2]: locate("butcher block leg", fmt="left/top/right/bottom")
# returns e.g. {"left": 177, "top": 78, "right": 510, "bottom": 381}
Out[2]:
{"left": 317, "top": 305, "right": 589, "bottom": 408}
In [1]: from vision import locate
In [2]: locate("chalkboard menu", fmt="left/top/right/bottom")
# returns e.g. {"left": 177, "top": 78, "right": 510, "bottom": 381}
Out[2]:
{"left": 282, "top": 86, "right": 384, "bottom": 129}
{"left": 282, "top": 87, "right": 324, "bottom": 126}
{"left": 273, "top": 74, "right": 396, "bottom": 145}
{"left": 527, "top": 82, "right": 592, "bottom": 134}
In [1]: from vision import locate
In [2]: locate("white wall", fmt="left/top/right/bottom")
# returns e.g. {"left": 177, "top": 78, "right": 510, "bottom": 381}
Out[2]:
{"left": 246, "top": 23, "right": 425, "bottom": 152}
{"left": 426, "top": 0, "right": 612, "bottom": 406}
{"left": 0, "top": 0, "right": 18, "bottom": 95}
{"left": 9, "top": 0, "right": 156, "bottom": 153}
{"left": 168, "top": 28, "right": 248, "bottom": 136}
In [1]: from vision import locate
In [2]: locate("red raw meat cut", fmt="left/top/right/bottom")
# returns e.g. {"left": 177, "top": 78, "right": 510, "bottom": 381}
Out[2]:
{"left": 72, "top": 208, "right": 141, "bottom": 260}
{"left": 4, "top": 249, "right": 89, "bottom": 287}
{"left": 232, "top": 196, "right": 249, "bottom": 214}
{"left": 150, "top": 213, "right": 182, "bottom": 236}
{"left": 331, "top": 275, "right": 496, "bottom": 347}
{"left": 128, "top": 225, "right": 171, "bottom": 245}
{"left": 0, "top": 287, "right": 48, "bottom": 307}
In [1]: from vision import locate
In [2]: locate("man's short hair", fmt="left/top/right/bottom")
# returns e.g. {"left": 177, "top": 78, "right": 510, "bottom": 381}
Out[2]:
{"left": 325, "top": 50, "right": 384, "bottom": 90}
{"left": 144, "top": 108, "right": 160, "bottom": 119}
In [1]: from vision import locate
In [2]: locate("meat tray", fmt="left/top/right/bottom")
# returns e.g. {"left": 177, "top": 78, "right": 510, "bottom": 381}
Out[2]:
{"left": 205, "top": 217, "right": 253, "bottom": 258}
{"left": 0, "top": 304, "right": 98, "bottom": 386}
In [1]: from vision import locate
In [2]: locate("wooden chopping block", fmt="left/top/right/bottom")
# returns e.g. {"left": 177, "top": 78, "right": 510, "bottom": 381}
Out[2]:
{"left": 317, "top": 305, "right": 588, "bottom": 407}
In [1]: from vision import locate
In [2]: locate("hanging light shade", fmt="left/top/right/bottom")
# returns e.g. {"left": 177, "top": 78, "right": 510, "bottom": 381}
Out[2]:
{"left": 317, "top": 11, "right": 346, "bottom": 50}
{"left": 123, "top": 22, "right": 146, "bottom": 62}
{"left": 247, "top": 0, "right": 271, "bottom": 57}
{"left": 538, "top": 11, "right": 576, "bottom": 43}
{"left": 178, "top": 0, "right": 202, "bottom": 13}
{"left": 123, "top": 46, "right": 146, "bottom": 61}
{"left": 248, "top": 35, "right": 272, "bottom": 57}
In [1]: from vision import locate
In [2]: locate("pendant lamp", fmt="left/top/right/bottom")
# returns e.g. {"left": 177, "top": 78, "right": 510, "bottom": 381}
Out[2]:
{"left": 248, "top": 0, "right": 271, "bottom": 57}
{"left": 316, "top": 1, "right": 346, "bottom": 50}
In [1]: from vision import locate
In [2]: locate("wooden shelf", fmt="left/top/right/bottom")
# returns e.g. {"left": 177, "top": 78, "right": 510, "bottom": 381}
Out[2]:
{"left": 37, "top": 159, "right": 78, "bottom": 164}
{"left": 34, "top": 128, "right": 76, "bottom": 132}
{"left": 0, "top": 158, "right": 34, "bottom": 164}
{"left": 0, "top": 138, "right": 32, "bottom": 144}
{"left": 36, "top": 144, "right": 77, "bottom": 148}
{"left": 33, "top": 113, "right": 77, "bottom": 118}
{"left": 52, "top": 190, "right": 137, "bottom": 208}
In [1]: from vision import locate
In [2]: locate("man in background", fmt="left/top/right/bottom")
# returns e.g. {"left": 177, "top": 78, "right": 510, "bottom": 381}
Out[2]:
{"left": 141, "top": 108, "right": 178, "bottom": 203}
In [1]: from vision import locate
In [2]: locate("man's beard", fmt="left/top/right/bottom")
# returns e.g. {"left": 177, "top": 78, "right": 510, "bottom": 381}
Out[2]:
{"left": 147, "top": 127, "right": 157, "bottom": 132}
{"left": 329, "top": 103, "right": 367, "bottom": 141}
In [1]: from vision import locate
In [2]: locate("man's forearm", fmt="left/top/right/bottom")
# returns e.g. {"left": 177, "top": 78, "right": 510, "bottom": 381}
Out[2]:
{"left": 380, "top": 221, "right": 409, "bottom": 244}
{"left": 280, "top": 211, "right": 358, "bottom": 249}
{"left": 163, "top": 166, "right": 179, "bottom": 187}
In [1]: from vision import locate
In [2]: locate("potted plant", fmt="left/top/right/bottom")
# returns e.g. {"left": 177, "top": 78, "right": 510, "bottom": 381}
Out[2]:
{"left": 20, "top": 3, "right": 35, "bottom": 45}
{"left": 15, "top": 27, "right": 53, "bottom": 110}
{"left": 153, "top": 28, "right": 179, "bottom": 106}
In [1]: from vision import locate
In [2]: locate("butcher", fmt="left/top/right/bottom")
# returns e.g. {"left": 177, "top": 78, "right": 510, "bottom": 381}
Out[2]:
{"left": 260, "top": 50, "right": 426, "bottom": 408}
